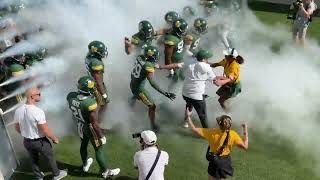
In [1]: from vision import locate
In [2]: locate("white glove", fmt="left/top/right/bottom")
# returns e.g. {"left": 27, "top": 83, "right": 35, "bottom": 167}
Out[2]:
{"left": 100, "top": 136, "right": 106, "bottom": 145}
{"left": 102, "top": 93, "right": 108, "bottom": 99}
{"left": 177, "top": 63, "right": 184, "bottom": 68}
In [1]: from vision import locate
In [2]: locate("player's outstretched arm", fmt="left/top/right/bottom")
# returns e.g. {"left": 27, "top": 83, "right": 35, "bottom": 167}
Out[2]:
{"left": 156, "top": 63, "right": 183, "bottom": 70}
{"left": 146, "top": 72, "right": 166, "bottom": 95}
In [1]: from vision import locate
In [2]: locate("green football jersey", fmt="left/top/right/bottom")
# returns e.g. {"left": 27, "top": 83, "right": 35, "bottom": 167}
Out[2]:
{"left": 67, "top": 92, "right": 98, "bottom": 139}
{"left": 85, "top": 55, "right": 104, "bottom": 76}
{"left": 185, "top": 30, "right": 201, "bottom": 52}
{"left": 130, "top": 55, "right": 155, "bottom": 91}
{"left": 164, "top": 34, "right": 184, "bottom": 63}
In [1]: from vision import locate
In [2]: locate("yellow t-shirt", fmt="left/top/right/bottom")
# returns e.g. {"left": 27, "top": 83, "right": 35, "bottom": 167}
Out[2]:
{"left": 199, "top": 128, "right": 242, "bottom": 156}
{"left": 217, "top": 59, "right": 240, "bottom": 83}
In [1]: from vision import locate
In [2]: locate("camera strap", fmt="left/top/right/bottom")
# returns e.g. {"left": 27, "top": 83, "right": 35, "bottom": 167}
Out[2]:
{"left": 145, "top": 149, "right": 161, "bottom": 180}
{"left": 207, "top": 130, "right": 230, "bottom": 157}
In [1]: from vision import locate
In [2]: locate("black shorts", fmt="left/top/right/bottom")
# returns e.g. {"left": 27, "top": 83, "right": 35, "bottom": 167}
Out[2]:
{"left": 208, "top": 155, "right": 233, "bottom": 179}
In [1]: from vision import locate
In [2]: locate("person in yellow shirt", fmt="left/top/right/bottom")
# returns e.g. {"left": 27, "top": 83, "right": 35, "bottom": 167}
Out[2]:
{"left": 210, "top": 48, "right": 244, "bottom": 112}
{"left": 186, "top": 109, "right": 248, "bottom": 180}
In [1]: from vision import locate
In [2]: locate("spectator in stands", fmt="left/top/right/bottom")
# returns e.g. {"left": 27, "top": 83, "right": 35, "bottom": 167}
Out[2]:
{"left": 14, "top": 87, "right": 67, "bottom": 180}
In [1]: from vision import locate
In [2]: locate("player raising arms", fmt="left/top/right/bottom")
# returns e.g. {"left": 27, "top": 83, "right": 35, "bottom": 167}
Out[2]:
{"left": 67, "top": 76, "right": 120, "bottom": 179}
{"left": 125, "top": 20, "right": 156, "bottom": 55}
{"left": 130, "top": 46, "right": 176, "bottom": 132}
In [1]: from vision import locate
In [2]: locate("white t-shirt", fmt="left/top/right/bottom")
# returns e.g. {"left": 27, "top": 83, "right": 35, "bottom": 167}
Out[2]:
{"left": 134, "top": 147, "right": 169, "bottom": 180}
{"left": 14, "top": 104, "right": 46, "bottom": 139}
{"left": 182, "top": 61, "right": 216, "bottom": 100}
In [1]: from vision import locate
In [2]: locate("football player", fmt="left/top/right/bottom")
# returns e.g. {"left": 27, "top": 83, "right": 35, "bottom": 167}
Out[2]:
{"left": 163, "top": 18, "right": 188, "bottom": 89}
{"left": 130, "top": 46, "right": 176, "bottom": 132}
{"left": 67, "top": 76, "right": 120, "bottom": 178}
{"left": 184, "top": 18, "right": 208, "bottom": 57}
{"left": 125, "top": 20, "right": 155, "bottom": 55}
{"left": 85, "top": 40, "right": 109, "bottom": 123}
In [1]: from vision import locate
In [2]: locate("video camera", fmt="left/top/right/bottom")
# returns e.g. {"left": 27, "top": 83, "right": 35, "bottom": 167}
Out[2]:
{"left": 132, "top": 132, "right": 141, "bottom": 139}
{"left": 287, "top": 0, "right": 303, "bottom": 20}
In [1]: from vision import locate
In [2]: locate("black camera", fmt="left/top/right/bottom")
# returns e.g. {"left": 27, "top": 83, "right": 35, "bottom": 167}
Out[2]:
{"left": 287, "top": 0, "right": 303, "bottom": 20}
{"left": 132, "top": 132, "right": 141, "bottom": 139}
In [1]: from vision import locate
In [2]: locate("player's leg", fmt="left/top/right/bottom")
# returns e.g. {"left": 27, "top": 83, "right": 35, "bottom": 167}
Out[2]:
{"left": 80, "top": 127, "right": 93, "bottom": 172}
{"left": 87, "top": 125, "right": 108, "bottom": 172}
{"left": 138, "top": 89, "right": 158, "bottom": 131}
{"left": 218, "top": 96, "right": 230, "bottom": 112}
{"left": 168, "top": 69, "right": 180, "bottom": 91}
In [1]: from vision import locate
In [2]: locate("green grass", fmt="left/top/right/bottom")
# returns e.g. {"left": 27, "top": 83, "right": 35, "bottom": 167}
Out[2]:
{"left": 9, "top": 4, "right": 320, "bottom": 180}
{"left": 9, "top": 129, "right": 319, "bottom": 180}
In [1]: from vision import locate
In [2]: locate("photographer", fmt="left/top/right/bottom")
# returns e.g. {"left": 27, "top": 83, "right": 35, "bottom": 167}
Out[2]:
{"left": 291, "top": 0, "right": 317, "bottom": 45}
{"left": 133, "top": 130, "right": 169, "bottom": 180}
{"left": 186, "top": 109, "right": 248, "bottom": 180}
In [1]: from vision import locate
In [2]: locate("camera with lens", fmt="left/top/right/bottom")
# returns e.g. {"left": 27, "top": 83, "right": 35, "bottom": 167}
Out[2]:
{"left": 132, "top": 132, "right": 141, "bottom": 139}
{"left": 287, "top": 0, "right": 303, "bottom": 20}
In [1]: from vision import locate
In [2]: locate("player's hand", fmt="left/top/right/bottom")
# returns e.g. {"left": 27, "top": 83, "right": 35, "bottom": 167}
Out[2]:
{"left": 154, "top": 63, "right": 161, "bottom": 69}
{"left": 52, "top": 136, "right": 59, "bottom": 144}
{"left": 100, "top": 136, "right": 107, "bottom": 145}
{"left": 241, "top": 123, "right": 248, "bottom": 129}
{"left": 124, "top": 37, "right": 130, "bottom": 44}
{"left": 177, "top": 63, "right": 184, "bottom": 68}
{"left": 164, "top": 92, "right": 176, "bottom": 101}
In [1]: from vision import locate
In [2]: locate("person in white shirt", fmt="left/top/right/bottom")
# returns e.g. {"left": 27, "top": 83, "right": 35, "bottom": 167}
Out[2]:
{"left": 14, "top": 87, "right": 67, "bottom": 180}
{"left": 157, "top": 49, "right": 223, "bottom": 128}
{"left": 134, "top": 130, "right": 169, "bottom": 180}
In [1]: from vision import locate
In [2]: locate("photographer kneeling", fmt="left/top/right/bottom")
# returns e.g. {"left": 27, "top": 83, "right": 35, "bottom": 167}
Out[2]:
{"left": 133, "top": 130, "right": 169, "bottom": 180}
{"left": 186, "top": 109, "right": 248, "bottom": 180}
{"left": 291, "top": 0, "right": 317, "bottom": 45}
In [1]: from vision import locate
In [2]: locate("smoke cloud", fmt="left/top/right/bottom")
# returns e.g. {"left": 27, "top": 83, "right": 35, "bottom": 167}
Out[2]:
{"left": 2, "top": 0, "right": 320, "bottom": 176}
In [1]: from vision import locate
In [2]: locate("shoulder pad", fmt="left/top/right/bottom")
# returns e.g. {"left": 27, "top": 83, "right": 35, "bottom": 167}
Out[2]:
{"left": 88, "top": 103, "right": 98, "bottom": 111}
{"left": 145, "top": 62, "right": 155, "bottom": 73}
{"left": 90, "top": 59, "right": 104, "bottom": 71}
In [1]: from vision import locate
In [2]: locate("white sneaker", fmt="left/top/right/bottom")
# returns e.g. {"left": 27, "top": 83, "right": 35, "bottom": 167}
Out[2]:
{"left": 52, "top": 169, "right": 67, "bottom": 180}
{"left": 37, "top": 171, "right": 45, "bottom": 180}
{"left": 183, "top": 121, "right": 189, "bottom": 128}
{"left": 102, "top": 168, "right": 120, "bottom": 178}
{"left": 83, "top": 158, "right": 93, "bottom": 172}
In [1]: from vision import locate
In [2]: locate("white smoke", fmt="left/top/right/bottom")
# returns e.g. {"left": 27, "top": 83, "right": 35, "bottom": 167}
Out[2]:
{"left": 2, "top": 0, "right": 320, "bottom": 176}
